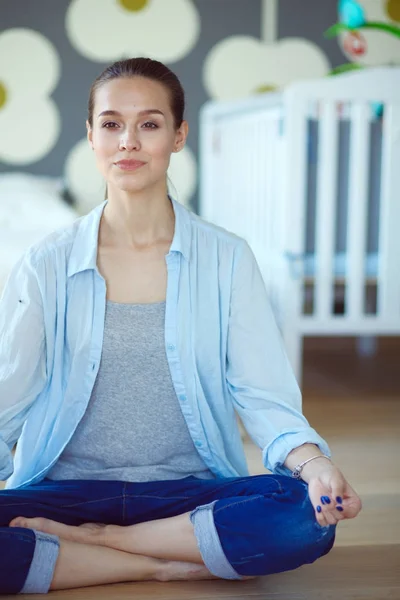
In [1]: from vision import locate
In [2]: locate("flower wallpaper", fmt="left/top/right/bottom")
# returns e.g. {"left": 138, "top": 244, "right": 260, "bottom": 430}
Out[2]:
{"left": 0, "top": 0, "right": 399, "bottom": 212}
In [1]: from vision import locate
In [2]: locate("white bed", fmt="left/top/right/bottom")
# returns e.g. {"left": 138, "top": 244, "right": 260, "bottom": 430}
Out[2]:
{"left": 0, "top": 173, "right": 78, "bottom": 292}
{"left": 199, "top": 67, "right": 400, "bottom": 384}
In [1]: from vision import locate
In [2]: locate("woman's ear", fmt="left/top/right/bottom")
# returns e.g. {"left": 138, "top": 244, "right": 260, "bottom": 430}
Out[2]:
{"left": 173, "top": 120, "right": 189, "bottom": 153}
{"left": 86, "top": 121, "right": 94, "bottom": 150}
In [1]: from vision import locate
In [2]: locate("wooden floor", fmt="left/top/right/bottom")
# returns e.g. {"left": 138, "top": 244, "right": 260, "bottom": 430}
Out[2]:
{"left": 5, "top": 337, "right": 400, "bottom": 599}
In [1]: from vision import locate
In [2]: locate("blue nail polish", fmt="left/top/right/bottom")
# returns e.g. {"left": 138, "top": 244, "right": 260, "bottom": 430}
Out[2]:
{"left": 320, "top": 497, "right": 326, "bottom": 505}
{"left": 336, "top": 496, "right": 343, "bottom": 504}
{"left": 336, "top": 506, "right": 344, "bottom": 512}
{"left": 317, "top": 506, "right": 322, "bottom": 513}
{"left": 323, "top": 496, "right": 331, "bottom": 504}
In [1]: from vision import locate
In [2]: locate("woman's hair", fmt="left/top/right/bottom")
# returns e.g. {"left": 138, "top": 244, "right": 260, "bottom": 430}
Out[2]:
{"left": 87, "top": 57, "right": 185, "bottom": 130}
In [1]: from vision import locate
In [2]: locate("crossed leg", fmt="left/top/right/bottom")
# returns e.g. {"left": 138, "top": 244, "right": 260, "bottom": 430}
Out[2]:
{"left": 10, "top": 511, "right": 206, "bottom": 564}
{"left": 42, "top": 537, "right": 215, "bottom": 591}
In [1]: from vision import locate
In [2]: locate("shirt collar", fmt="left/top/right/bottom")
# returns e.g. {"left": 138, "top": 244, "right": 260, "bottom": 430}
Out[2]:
{"left": 68, "top": 196, "right": 192, "bottom": 278}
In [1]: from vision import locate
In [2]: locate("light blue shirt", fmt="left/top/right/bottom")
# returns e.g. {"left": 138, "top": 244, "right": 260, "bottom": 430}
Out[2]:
{"left": 0, "top": 198, "right": 330, "bottom": 489}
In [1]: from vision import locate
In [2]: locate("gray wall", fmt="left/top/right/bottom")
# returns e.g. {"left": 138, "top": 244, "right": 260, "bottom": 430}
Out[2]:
{"left": 0, "top": 0, "right": 348, "bottom": 211}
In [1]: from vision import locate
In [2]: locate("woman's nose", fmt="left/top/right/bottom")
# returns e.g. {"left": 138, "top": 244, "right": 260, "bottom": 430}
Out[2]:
{"left": 119, "top": 131, "right": 140, "bottom": 151}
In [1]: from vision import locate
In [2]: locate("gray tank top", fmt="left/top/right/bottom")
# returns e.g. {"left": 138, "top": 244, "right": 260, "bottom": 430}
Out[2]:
{"left": 47, "top": 300, "right": 214, "bottom": 482}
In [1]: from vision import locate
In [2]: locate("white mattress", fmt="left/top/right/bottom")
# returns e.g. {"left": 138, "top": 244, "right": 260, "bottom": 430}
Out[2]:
{"left": 304, "top": 252, "right": 378, "bottom": 278}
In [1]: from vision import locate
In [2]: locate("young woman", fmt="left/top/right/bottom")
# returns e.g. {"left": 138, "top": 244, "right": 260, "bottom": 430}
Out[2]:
{"left": 0, "top": 57, "right": 362, "bottom": 594}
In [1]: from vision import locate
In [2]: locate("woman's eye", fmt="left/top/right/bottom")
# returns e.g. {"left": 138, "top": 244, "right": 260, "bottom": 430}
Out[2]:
{"left": 103, "top": 122, "right": 118, "bottom": 128}
{"left": 143, "top": 121, "right": 158, "bottom": 129}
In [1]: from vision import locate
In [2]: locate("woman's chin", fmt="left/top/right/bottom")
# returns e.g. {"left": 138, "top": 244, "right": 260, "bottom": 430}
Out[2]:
{"left": 110, "top": 175, "right": 165, "bottom": 196}
{"left": 110, "top": 179, "right": 148, "bottom": 194}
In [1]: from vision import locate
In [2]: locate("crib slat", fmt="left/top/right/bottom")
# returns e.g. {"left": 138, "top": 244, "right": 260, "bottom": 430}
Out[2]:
{"left": 198, "top": 112, "right": 215, "bottom": 223}
{"left": 231, "top": 120, "right": 241, "bottom": 235}
{"left": 258, "top": 116, "right": 270, "bottom": 258}
{"left": 219, "top": 123, "right": 230, "bottom": 228}
{"left": 314, "top": 101, "right": 339, "bottom": 319}
{"left": 346, "top": 103, "right": 370, "bottom": 319}
{"left": 247, "top": 114, "right": 258, "bottom": 246}
{"left": 250, "top": 114, "right": 259, "bottom": 250}
{"left": 257, "top": 111, "right": 277, "bottom": 257}
{"left": 378, "top": 104, "right": 400, "bottom": 320}
{"left": 223, "top": 121, "right": 237, "bottom": 232}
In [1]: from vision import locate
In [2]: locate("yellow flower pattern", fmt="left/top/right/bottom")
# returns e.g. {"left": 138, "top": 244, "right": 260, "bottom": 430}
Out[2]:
{"left": 0, "top": 82, "right": 7, "bottom": 110}
{"left": 66, "top": 0, "right": 200, "bottom": 63}
{"left": 118, "top": 0, "right": 149, "bottom": 11}
{"left": 204, "top": 37, "right": 330, "bottom": 101}
{"left": 385, "top": 0, "right": 400, "bottom": 22}
{"left": 0, "top": 28, "right": 61, "bottom": 165}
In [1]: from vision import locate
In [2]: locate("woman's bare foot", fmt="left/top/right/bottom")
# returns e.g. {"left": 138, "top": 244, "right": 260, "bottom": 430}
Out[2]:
{"left": 156, "top": 562, "right": 254, "bottom": 583}
{"left": 9, "top": 516, "right": 109, "bottom": 545}
{"left": 156, "top": 560, "right": 217, "bottom": 581}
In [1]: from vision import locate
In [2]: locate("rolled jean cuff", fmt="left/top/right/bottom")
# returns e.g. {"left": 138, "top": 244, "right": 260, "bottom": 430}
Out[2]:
{"left": 190, "top": 500, "right": 243, "bottom": 580}
{"left": 20, "top": 531, "right": 60, "bottom": 594}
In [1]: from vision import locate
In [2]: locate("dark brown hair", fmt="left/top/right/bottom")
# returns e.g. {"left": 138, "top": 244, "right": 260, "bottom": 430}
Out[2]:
{"left": 87, "top": 57, "right": 185, "bottom": 129}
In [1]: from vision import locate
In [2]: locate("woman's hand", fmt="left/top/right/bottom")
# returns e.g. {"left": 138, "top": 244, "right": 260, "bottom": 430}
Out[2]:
{"left": 306, "top": 462, "right": 362, "bottom": 527}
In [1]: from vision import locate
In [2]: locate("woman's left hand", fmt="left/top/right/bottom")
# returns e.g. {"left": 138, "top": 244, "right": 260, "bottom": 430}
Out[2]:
{"left": 306, "top": 463, "right": 362, "bottom": 527}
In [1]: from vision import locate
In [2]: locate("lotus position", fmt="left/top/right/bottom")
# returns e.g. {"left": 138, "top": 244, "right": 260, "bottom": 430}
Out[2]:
{"left": 0, "top": 57, "right": 361, "bottom": 595}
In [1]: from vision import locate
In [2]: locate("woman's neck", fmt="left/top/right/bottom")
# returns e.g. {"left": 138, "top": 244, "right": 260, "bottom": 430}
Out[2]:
{"left": 100, "top": 186, "right": 175, "bottom": 249}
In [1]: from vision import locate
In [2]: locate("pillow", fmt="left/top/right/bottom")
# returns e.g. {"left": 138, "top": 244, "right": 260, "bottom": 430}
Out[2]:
{"left": 0, "top": 172, "right": 64, "bottom": 195}
{"left": 0, "top": 172, "right": 79, "bottom": 291}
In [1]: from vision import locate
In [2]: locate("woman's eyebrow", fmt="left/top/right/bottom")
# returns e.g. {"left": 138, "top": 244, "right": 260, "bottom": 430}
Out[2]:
{"left": 98, "top": 109, "right": 165, "bottom": 118}
{"left": 138, "top": 109, "right": 165, "bottom": 117}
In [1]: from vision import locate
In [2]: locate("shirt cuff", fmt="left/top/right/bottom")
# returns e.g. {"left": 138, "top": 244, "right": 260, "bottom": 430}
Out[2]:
{"left": 262, "top": 428, "right": 332, "bottom": 476}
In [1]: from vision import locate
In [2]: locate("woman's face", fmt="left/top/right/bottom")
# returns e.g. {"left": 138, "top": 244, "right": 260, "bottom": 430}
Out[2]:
{"left": 87, "top": 76, "right": 187, "bottom": 194}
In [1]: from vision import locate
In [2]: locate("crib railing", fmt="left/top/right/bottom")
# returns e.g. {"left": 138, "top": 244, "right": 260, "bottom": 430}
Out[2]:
{"left": 200, "top": 93, "right": 288, "bottom": 325}
{"left": 283, "top": 68, "right": 400, "bottom": 334}
{"left": 199, "top": 67, "right": 400, "bottom": 378}
{"left": 379, "top": 104, "right": 400, "bottom": 324}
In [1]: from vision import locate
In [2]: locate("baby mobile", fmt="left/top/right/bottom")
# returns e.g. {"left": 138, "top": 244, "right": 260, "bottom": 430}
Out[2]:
{"left": 324, "top": 0, "right": 400, "bottom": 117}
{"left": 325, "top": 0, "right": 400, "bottom": 75}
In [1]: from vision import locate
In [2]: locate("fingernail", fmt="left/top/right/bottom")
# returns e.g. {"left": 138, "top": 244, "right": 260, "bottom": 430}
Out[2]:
{"left": 336, "top": 496, "right": 343, "bottom": 504}
{"left": 323, "top": 496, "right": 331, "bottom": 504}
{"left": 317, "top": 506, "right": 322, "bottom": 513}
{"left": 336, "top": 506, "right": 344, "bottom": 512}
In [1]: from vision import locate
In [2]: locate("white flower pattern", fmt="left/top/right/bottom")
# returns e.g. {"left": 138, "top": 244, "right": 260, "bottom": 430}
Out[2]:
{"left": 0, "top": 29, "right": 61, "bottom": 165}
{"left": 203, "top": 36, "right": 331, "bottom": 101}
{"left": 66, "top": 0, "right": 200, "bottom": 63}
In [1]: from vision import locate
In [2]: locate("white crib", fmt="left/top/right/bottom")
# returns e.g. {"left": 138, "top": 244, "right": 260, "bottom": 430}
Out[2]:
{"left": 199, "top": 67, "right": 400, "bottom": 385}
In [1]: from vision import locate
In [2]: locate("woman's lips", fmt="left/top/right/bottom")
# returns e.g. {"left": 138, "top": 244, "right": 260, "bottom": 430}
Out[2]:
{"left": 115, "top": 159, "right": 146, "bottom": 171}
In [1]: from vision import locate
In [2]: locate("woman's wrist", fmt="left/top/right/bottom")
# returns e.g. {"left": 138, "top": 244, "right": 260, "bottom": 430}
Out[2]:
{"left": 291, "top": 455, "right": 332, "bottom": 480}
{"left": 284, "top": 443, "right": 334, "bottom": 483}
{"left": 298, "top": 456, "right": 335, "bottom": 483}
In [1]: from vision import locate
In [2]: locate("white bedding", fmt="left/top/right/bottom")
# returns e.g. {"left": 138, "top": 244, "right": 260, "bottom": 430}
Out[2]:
{"left": 0, "top": 173, "right": 79, "bottom": 291}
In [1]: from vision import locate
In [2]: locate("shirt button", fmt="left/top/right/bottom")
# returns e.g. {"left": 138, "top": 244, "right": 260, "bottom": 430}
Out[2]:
{"left": 179, "top": 394, "right": 187, "bottom": 402}
{"left": 195, "top": 441, "right": 203, "bottom": 448}
{"left": 167, "top": 344, "right": 176, "bottom": 351}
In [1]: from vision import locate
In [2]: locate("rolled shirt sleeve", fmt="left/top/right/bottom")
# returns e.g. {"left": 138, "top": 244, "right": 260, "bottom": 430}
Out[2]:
{"left": 0, "top": 251, "right": 47, "bottom": 480}
{"left": 226, "top": 240, "right": 331, "bottom": 475}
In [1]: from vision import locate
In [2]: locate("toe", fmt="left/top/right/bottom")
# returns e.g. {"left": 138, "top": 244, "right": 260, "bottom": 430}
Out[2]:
{"left": 9, "top": 517, "right": 27, "bottom": 528}
{"left": 9, "top": 517, "right": 45, "bottom": 530}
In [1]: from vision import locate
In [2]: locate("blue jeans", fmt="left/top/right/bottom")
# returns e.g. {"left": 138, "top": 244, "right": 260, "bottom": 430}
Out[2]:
{"left": 0, "top": 474, "right": 336, "bottom": 594}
